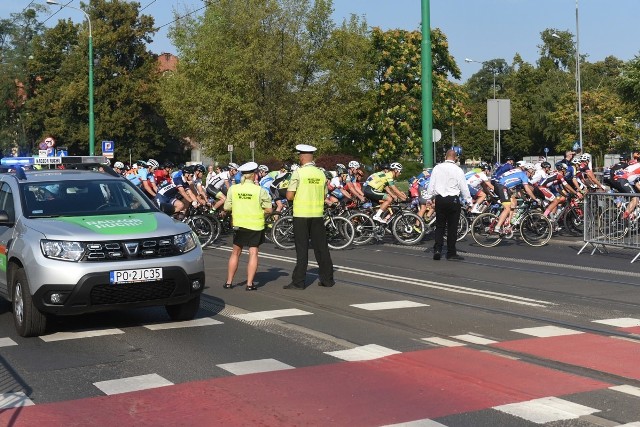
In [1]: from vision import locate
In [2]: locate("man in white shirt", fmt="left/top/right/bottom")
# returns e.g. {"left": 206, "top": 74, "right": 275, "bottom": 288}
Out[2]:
{"left": 426, "top": 149, "right": 472, "bottom": 261}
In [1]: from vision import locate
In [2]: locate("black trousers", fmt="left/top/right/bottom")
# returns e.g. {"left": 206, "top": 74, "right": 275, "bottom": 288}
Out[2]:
{"left": 434, "top": 195, "right": 461, "bottom": 256}
{"left": 291, "top": 217, "right": 334, "bottom": 287}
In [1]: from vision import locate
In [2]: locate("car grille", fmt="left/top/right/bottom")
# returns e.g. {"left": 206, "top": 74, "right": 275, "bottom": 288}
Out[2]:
{"left": 83, "top": 237, "right": 179, "bottom": 261}
{"left": 90, "top": 279, "right": 176, "bottom": 305}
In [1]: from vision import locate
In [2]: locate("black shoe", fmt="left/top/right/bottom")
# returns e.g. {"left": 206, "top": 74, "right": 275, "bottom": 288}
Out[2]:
{"left": 433, "top": 251, "right": 441, "bottom": 260}
{"left": 283, "top": 283, "right": 304, "bottom": 290}
{"left": 319, "top": 282, "right": 335, "bottom": 287}
{"left": 446, "top": 254, "right": 465, "bottom": 261}
{"left": 246, "top": 283, "right": 258, "bottom": 291}
{"left": 223, "top": 283, "right": 233, "bottom": 289}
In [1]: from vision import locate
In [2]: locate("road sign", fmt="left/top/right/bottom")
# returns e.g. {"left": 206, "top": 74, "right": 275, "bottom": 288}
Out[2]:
{"left": 487, "top": 99, "right": 511, "bottom": 130}
{"left": 544, "top": 147, "right": 549, "bottom": 154}
{"left": 228, "top": 144, "right": 233, "bottom": 152}
{"left": 102, "top": 141, "right": 114, "bottom": 159}
{"left": 432, "top": 129, "right": 442, "bottom": 143}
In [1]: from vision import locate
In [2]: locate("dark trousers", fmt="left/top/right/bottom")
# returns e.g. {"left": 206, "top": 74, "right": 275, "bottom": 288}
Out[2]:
{"left": 434, "top": 195, "right": 461, "bottom": 256}
{"left": 291, "top": 217, "right": 334, "bottom": 287}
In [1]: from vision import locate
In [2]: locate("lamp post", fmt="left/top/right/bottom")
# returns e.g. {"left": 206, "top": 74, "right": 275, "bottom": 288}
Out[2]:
{"left": 465, "top": 58, "right": 498, "bottom": 161}
{"left": 46, "top": 0, "right": 95, "bottom": 156}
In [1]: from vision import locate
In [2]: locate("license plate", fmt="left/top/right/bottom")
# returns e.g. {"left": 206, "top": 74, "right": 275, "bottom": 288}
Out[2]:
{"left": 110, "top": 268, "right": 162, "bottom": 284}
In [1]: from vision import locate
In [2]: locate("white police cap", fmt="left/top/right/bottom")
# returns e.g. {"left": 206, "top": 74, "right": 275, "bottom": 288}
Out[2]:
{"left": 295, "top": 144, "right": 317, "bottom": 153}
{"left": 238, "top": 161, "right": 258, "bottom": 173}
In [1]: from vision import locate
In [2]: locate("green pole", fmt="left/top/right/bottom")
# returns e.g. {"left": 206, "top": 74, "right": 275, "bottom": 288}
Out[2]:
{"left": 421, "top": 0, "right": 433, "bottom": 167}
{"left": 88, "top": 33, "right": 95, "bottom": 156}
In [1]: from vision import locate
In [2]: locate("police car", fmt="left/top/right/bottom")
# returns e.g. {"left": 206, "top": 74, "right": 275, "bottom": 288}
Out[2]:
{"left": 0, "top": 156, "right": 205, "bottom": 337}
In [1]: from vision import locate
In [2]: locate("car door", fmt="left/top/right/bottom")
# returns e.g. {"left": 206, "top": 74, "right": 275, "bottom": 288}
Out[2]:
{"left": 0, "top": 180, "right": 16, "bottom": 296}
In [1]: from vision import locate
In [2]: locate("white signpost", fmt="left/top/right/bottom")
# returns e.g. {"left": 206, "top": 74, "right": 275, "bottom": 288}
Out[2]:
{"left": 487, "top": 99, "right": 511, "bottom": 163}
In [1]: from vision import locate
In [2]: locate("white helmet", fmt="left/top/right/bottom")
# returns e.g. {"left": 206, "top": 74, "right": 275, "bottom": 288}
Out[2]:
{"left": 390, "top": 162, "right": 403, "bottom": 171}
{"left": 580, "top": 153, "right": 591, "bottom": 162}
{"left": 258, "top": 164, "right": 269, "bottom": 172}
{"left": 147, "top": 159, "right": 159, "bottom": 169}
{"left": 228, "top": 162, "right": 239, "bottom": 170}
{"left": 524, "top": 163, "right": 535, "bottom": 172}
{"left": 348, "top": 160, "right": 360, "bottom": 168}
{"left": 113, "top": 161, "right": 124, "bottom": 169}
{"left": 516, "top": 160, "right": 527, "bottom": 167}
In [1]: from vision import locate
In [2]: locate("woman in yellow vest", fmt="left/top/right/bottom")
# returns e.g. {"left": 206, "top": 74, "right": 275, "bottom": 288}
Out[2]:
{"left": 223, "top": 162, "right": 272, "bottom": 291}
{"left": 283, "top": 144, "right": 335, "bottom": 290}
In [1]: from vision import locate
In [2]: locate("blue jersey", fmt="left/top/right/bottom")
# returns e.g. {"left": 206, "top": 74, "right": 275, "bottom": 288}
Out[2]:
{"left": 499, "top": 169, "right": 530, "bottom": 189}
{"left": 493, "top": 163, "right": 513, "bottom": 180}
{"left": 233, "top": 171, "right": 242, "bottom": 184}
{"left": 259, "top": 175, "right": 274, "bottom": 191}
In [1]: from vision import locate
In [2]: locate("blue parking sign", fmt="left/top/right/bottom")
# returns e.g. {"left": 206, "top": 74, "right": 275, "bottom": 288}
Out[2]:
{"left": 102, "top": 140, "right": 114, "bottom": 154}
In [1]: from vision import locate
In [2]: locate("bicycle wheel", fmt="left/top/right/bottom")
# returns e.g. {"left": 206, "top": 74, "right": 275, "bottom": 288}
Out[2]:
{"left": 562, "top": 205, "right": 584, "bottom": 236}
{"left": 598, "top": 206, "right": 627, "bottom": 240}
{"left": 519, "top": 212, "right": 552, "bottom": 246}
{"left": 456, "top": 211, "right": 470, "bottom": 241}
{"left": 391, "top": 211, "right": 425, "bottom": 245}
{"left": 470, "top": 213, "right": 502, "bottom": 247}
{"left": 263, "top": 211, "right": 281, "bottom": 243}
{"left": 204, "top": 214, "right": 222, "bottom": 244}
{"left": 271, "top": 216, "right": 295, "bottom": 249}
{"left": 325, "top": 216, "right": 354, "bottom": 250}
{"left": 348, "top": 212, "right": 376, "bottom": 245}
{"left": 186, "top": 215, "right": 216, "bottom": 247}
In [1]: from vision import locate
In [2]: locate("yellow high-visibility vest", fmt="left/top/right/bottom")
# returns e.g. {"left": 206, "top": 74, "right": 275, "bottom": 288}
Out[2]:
{"left": 293, "top": 166, "right": 325, "bottom": 218}
{"left": 230, "top": 181, "right": 265, "bottom": 230}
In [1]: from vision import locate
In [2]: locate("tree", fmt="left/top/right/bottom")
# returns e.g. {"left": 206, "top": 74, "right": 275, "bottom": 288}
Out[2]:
{"left": 25, "top": 0, "right": 173, "bottom": 160}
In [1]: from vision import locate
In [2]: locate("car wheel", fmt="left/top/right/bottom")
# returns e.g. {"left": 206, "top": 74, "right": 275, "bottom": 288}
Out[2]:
{"left": 13, "top": 268, "right": 47, "bottom": 337}
{"left": 165, "top": 294, "right": 201, "bottom": 321}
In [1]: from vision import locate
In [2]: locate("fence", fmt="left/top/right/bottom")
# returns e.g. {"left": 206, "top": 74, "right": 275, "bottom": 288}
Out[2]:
{"left": 579, "top": 192, "right": 640, "bottom": 263}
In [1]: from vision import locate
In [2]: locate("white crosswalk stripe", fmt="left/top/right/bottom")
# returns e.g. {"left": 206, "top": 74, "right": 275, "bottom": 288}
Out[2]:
{"left": 94, "top": 373, "right": 173, "bottom": 395}
{"left": 511, "top": 326, "right": 583, "bottom": 338}
{"left": 325, "top": 344, "right": 400, "bottom": 361}
{"left": 493, "top": 397, "right": 599, "bottom": 423}
{"left": 217, "top": 358, "right": 294, "bottom": 375}
{"left": 350, "top": 300, "right": 428, "bottom": 311}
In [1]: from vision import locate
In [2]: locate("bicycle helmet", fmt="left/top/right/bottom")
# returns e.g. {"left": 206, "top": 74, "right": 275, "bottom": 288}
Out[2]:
{"left": 336, "top": 165, "right": 347, "bottom": 175}
{"left": 147, "top": 158, "right": 159, "bottom": 169}
{"left": 479, "top": 162, "right": 491, "bottom": 171}
{"left": 181, "top": 165, "right": 195, "bottom": 175}
{"left": 335, "top": 163, "right": 346, "bottom": 170}
{"left": 504, "top": 155, "right": 515, "bottom": 162}
{"left": 163, "top": 160, "right": 174, "bottom": 169}
{"left": 136, "top": 160, "right": 148, "bottom": 168}
{"left": 555, "top": 161, "right": 567, "bottom": 170}
{"left": 113, "top": 161, "right": 125, "bottom": 169}
{"left": 516, "top": 160, "right": 527, "bottom": 167}
{"left": 571, "top": 157, "right": 581, "bottom": 164}
{"left": 541, "top": 161, "right": 551, "bottom": 169}
{"left": 258, "top": 164, "right": 269, "bottom": 172}
{"left": 580, "top": 153, "right": 590, "bottom": 162}
{"left": 228, "top": 162, "right": 239, "bottom": 170}
{"left": 193, "top": 164, "right": 206, "bottom": 174}
{"left": 524, "top": 163, "right": 535, "bottom": 172}
{"left": 281, "top": 162, "right": 291, "bottom": 171}
{"left": 323, "top": 170, "right": 334, "bottom": 180}
{"left": 389, "top": 162, "right": 403, "bottom": 171}
{"left": 348, "top": 160, "right": 360, "bottom": 168}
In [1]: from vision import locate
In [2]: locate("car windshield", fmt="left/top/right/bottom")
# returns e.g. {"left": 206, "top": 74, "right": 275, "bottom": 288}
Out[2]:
{"left": 21, "top": 180, "right": 157, "bottom": 218}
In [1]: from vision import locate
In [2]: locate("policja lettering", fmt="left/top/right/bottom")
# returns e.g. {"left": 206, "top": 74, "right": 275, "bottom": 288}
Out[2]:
{"left": 306, "top": 178, "right": 321, "bottom": 184}
{"left": 237, "top": 193, "right": 255, "bottom": 199}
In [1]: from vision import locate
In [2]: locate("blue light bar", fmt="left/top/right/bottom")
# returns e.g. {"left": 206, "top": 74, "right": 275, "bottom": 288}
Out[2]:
{"left": 0, "top": 157, "right": 35, "bottom": 166}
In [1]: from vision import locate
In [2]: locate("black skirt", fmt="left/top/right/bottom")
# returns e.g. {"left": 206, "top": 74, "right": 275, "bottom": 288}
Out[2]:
{"left": 233, "top": 227, "right": 265, "bottom": 248}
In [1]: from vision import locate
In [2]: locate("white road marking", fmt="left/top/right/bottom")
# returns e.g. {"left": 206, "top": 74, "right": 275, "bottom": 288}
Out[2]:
{"left": 325, "top": 344, "right": 400, "bottom": 361}
{"left": 94, "top": 373, "right": 173, "bottom": 395}
{"left": 215, "top": 246, "right": 554, "bottom": 307}
{"left": 421, "top": 337, "right": 466, "bottom": 347}
{"left": 40, "top": 328, "right": 125, "bottom": 342}
{"left": 610, "top": 385, "right": 640, "bottom": 397}
{"left": 231, "top": 308, "right": 313, "bottom": 322}
{"left": 143, "top": 317, "right": 223, "bottom": 330}
{"left": 493, "top": 397, "right": 599, "bottom": 423}
{"left": 511, "top": 326, "right": 583, "bottom": 338}
{"left": 451, "top": 334, "right": 498, "bottom": 345}
{"left": 382, "top": 419, "right": 447, "bottom": 426}
{"left": 617, "top": 423, "right": 640, "bottom": 427}
{"left": 0, "top": 392, "right": 34, "bottom": 409}
{"left": 217, "top": 358, "right": 294, "bottom": 376}
{"left": 350, "top": 300, "right": 428, "bottom": 311}
{"left": 593, "top": 318, "right": 640, "bottom": 328}
{"left": 0, "top": 337, "right": 17, "bottom": 347}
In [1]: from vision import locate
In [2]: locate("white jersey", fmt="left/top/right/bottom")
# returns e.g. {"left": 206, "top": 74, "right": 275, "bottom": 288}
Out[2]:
{"left": 329, "top": 176, "right": 344, "bottom": 190}
{"left": 465, "top": 171, "right": 490, "bottom": 190}
{"left": 208, "top": 171, "right": 231, "bottom": 190}
{"left": 531, "top": 169, "right": 550, "bottom": 186}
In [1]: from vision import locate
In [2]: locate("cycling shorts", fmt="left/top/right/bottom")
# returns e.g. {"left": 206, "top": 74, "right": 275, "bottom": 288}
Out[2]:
{"left": 363, "top": 185, "right": 388, "bottom": 201}
{"left": 533, "top": 186, "right": 555, "bottom": 202}
{"left": 330, "top": 189, "right": 345, "bottom": 199}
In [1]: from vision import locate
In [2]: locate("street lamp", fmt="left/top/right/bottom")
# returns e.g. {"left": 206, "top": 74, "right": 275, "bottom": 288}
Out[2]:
{"left": 465, "top": 58, "right": 498, "bottom": 161}
{"left": 46, "top": 0, "right": 95, "bottom": 156}
{"left": 552, "top": 0, "right": 583, "bottom": 153}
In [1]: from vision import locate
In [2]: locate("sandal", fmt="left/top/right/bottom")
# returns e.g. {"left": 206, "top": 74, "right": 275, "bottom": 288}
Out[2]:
{"left": 223, "top": 283, "right": 233, "bottom": 289}
{"left": 245, "top": 284, "right": 258, "bottom": 291}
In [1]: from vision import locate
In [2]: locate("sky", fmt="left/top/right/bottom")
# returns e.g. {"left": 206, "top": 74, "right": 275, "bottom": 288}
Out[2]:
{"left": 3, "top": 0, "right": 640, "bottom": 82}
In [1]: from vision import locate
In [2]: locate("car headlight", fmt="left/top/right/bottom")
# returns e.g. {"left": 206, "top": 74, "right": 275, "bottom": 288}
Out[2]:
{"left": 174, "top": 231, "right": 197, "bottom": 253}
{"left": 41, "top": 240, "right": 85, "bottom": 261}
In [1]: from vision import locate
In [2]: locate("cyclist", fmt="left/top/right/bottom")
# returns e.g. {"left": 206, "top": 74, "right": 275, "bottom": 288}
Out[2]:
{"left": 575, "top": 154, "right": 607, "bottom": 192}
{"left": 190, "top": 164, "right": 209, "bottom": 206}
{"left": 492, "top": 156, "right": 515, "bottom": 181}
{"left": 363, "top": 162, "right": 408, "bottom": 223}
{"left": 155, "top": 161, "right": 174, "bottom": 187}
{"left": 467, "top": 162, "right": 494, "bottom": 213}
{"left": 326, "top": 165, "right": 353, "bottom": 206}
{"left": 112, "top": 161, "right": 125, "bottom": 176}
{"left": 612, "top": 159, "right": 640, "bottom": 218}
{"left": 155, "top": 165, "right": 198, "bottom": 217}
{"left": 345, "top": 161, "right": 366, "bottom": 202}
{"left": 138, "top": 159, "right": 159, "bottom": 198}
{"left": 492, "top": 163, "right": 538, "bottom": 234}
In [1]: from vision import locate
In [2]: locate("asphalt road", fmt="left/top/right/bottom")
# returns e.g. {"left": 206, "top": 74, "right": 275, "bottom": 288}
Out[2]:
{"left": 0, "top": 233, "right": 639, "bottom": 426}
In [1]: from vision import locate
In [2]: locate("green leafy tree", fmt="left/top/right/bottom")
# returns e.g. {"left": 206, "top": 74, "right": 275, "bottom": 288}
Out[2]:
{"left": 25, "top": 0, "right": 172, "bottom": 160}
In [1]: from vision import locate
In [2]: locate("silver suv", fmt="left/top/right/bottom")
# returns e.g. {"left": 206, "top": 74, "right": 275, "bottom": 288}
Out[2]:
{"left": 0, "top": 156, "right": 205, "bottom": 337}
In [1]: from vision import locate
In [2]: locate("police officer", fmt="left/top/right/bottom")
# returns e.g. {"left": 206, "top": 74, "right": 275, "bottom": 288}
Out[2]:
{"left": 223, "top": 162, "right": 272, "bottom": 291}
{"left": 283, "top": 144, "right": 335, "bottom": 290}
{"left": 426, "top": 149, "right": 472, "bottom": 261}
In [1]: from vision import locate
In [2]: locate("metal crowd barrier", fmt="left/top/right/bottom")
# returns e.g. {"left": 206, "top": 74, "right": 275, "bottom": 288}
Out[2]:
{"left": 579, "top": 191, "right": 640, "bottom": 263}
